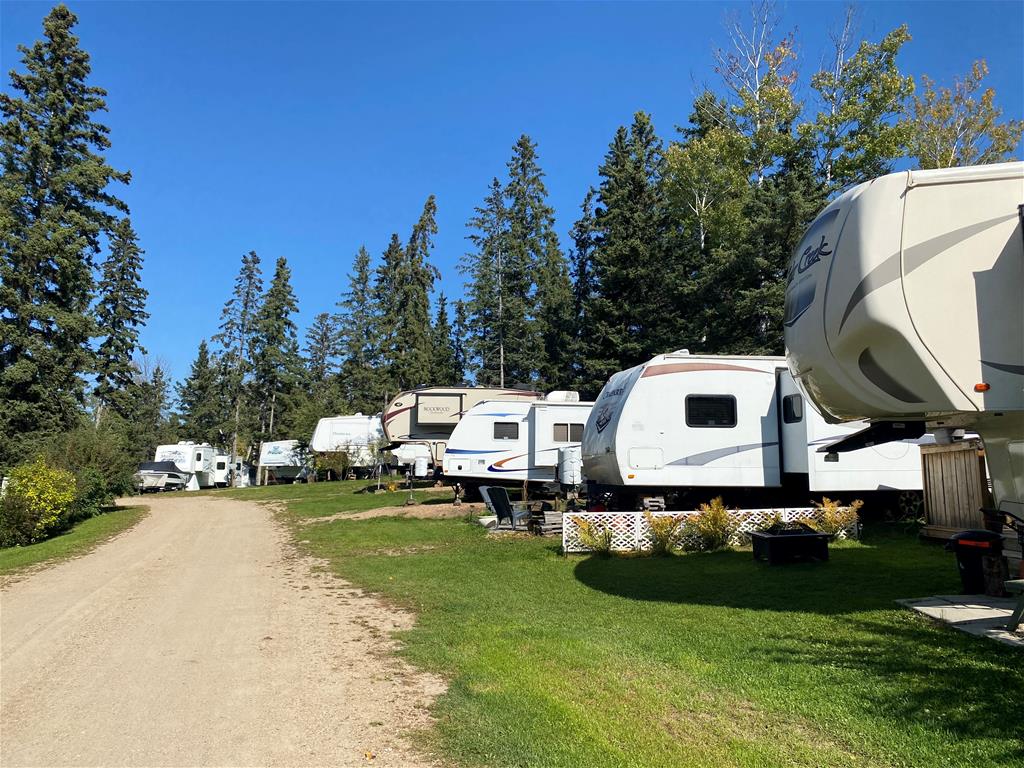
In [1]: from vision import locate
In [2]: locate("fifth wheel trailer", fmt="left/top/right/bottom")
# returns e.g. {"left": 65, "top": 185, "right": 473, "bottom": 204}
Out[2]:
{"left": 153, "top": 441, "right": 216, "bottom": 489}
{"left": 783, "top": 161, "right": 1024, "bottom": 519}
{"left": 382, "top": 386, "right": 542, "bottom": 465}
{"left": 581, "top": 352, "right": 926, "bottom": 507}
{"left": 310, "top": 413, "right": 386, "bottom": 470}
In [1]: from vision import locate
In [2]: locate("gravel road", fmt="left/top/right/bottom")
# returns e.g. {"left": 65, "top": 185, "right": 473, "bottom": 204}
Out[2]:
{"left": 0, "top": 494, "right": 443, "bottom": 767}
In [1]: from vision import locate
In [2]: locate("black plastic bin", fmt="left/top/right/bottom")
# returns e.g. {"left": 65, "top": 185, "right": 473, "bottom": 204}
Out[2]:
{"left": 945, "top": 530, "right": 1004, "bottom": 594}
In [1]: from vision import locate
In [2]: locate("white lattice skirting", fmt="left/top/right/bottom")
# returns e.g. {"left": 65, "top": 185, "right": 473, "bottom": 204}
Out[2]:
{"left": 562, "top": 508, "right": 858, "bottom": 554}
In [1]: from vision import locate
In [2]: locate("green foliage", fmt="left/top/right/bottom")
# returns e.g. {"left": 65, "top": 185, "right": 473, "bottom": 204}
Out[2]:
{"left": 429, "top": 294, "right": 462, "bottom": 386}
{"left": 43, "top": 416, "right": 136, "bottom": 495}
{"left": 684, "top": 496, "right": 741, "bottom": 551}
{"left": 570, "top": 515, "right": 615, "bottom": 557}
{"left": 339, "top": 244, "right": 385, "bottom": 412}
{"left": 71, "top": 467, "right": 111, "bottom": 522}
{"left": 176, "top": 340, "right": 224, "bottom": 446}
{"left": 252, "top": 256, "right": 302, "bottom": 440}
{"left": 643, "top": 511, "right": 686, "bottom": 556}
{"left": 0, "top": 456, "right": 77, "bottom": 546}
{"left": 908, "top": 59, "right": 1024, "bottom": 169}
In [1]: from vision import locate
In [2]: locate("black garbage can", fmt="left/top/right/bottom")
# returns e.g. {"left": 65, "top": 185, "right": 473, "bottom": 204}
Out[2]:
{"left": 946, "top": 530, "right": 1004, "bottom": 594}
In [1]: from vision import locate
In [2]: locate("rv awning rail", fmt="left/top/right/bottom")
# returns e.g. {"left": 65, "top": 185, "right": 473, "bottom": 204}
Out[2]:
{"left": 817, "top": 421, "right": 925, "bottom": 454}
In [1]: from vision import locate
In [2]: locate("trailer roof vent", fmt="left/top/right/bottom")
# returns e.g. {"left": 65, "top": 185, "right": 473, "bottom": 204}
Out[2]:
{"left": 544, "top": 390, "right": 580, "bottom": 402}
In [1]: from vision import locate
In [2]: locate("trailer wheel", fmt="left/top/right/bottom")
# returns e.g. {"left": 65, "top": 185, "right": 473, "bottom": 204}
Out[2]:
{"left": 898, "top": 490, "right": 923, "bottom": 521}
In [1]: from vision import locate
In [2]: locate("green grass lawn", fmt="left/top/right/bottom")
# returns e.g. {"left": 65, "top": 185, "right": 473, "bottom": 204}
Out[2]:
{"left": 269, "top": 483, "right": 1022, "bottom": 768}
{"left": 0, "top": 505, "right": 148, "bottom": 576}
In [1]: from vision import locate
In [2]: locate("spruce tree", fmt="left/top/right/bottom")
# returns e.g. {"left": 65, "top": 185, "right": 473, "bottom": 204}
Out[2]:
{"left": 340, "top": 245, "right": 384, "bottom": 412}
{"left": 212, "top": 251, "right": 263, "bottom": 467}
{"left": 304, "top": 312, "right": 339, "bottom": 384}
{"left": 94, "top": 217, "right": 149, "bottom": 420}
{"left": 452, "top": 299, "right": 469, "bottom": 387}
{"left": 253, "top": 256, "right": 300, "bottom": 439}
{"left": 568, "top": 189, "right": 598, "bottom": 391}
{"left": 0, "top": 5, "right": 130, "bottom": 465}
{"left": 176, "top": 340, "right": 222, "bottom": 445}
{"left": 429, "top": 294, "right": 461, "bottom": 386}
{"left": 373, "top": 233, "right": 405, "bottom": 394}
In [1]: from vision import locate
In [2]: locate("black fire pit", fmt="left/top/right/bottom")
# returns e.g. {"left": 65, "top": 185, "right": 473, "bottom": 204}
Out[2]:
{"left": 751, "top": 524, "right": 831, "bottom": 565}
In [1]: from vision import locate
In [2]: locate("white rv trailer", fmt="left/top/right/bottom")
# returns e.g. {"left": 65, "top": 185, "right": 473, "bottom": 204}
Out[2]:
{"left": 783, "top": 162, "right": 1024, "bottom": 519}
{"left": 257, "top": 439, "right": 308, "bottom": 484}
{"left": 581, "top": 353, "right": 925, "bottom": 504}
{"left": 382, "top": 386, "right": 542, "bottom": 465}
{"left": 310, "top": 413, "right": 385, "bottom": 468}
{"left": 153, "top": 441, "right": 216, "bottom": 489}
{"left": 443, "top": 393, "right": 594, "bottom": 486}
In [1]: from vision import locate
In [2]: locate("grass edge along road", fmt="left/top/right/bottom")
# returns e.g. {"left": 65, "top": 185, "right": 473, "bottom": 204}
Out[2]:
{"left": 243, "top": 483, "right": 1024, "bottom": 766}
{"left": 0, "top": 504, "right": 149, "bottom": 578}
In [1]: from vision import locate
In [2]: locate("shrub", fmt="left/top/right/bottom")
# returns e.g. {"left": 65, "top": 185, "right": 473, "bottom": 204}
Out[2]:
{"left": 812, "top": 497, "right": 863, "bottom": 537}
{"left": 755, "top": 511, "right": 783, "bottom": 531}
{"left": 0, "top": 457, "right": 77, "bottom": 547}
{"left": 71, "top": 467, "right": 111, "bottom": 523}
{"left": 684, "top": 497, "right": 742, "bottom": 551}
{"left": 572, "top": 516, "right": 615, "bottom": 557}
{"left": 644, "top": 512, "right": 686, "bottom": 556}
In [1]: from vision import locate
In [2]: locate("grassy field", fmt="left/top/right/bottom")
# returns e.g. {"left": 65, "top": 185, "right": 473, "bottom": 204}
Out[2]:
{"left": 216, "top": 478, "right": 456, "bottom": 518}
{"left": 268, "top": 481, "right": 1022, "bottom": 768}
{"left": 0, "top": 505, "right": 148, "bottom": 577}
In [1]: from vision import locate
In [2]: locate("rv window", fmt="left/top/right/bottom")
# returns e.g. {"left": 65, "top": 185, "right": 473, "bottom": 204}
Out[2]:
{"left": 570, "top": 423, "right": 584, "bottom": 441}
{"left": 685, "top": 395, "right": 737, "bottom": 428}
{"left": 783, "top": 394, "right": 803, "bottom": 424}
{"left": 216, "top": 461, "right": 226, "bottom": 470}
{"left": 553, "top": 424, "right": 569, "bottom": 442}
{"left": 493, "top": 422, "right": 519, "bottom": 440}
{"left": 195, "top": 452, "right": 202, "bottom": 462}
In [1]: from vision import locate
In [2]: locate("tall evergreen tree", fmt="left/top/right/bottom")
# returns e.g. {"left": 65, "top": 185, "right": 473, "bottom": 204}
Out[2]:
{"left": 212, "top": 251, "right": 262, "bottom": 467}
{"left": 452, "top": 299, "right": 469, "bottom": 387}
{"left": 429, "top": 294, "right": 461, "bottom": 386}
{"left": 340, "top": 245, "right": 384, "bottom": 412}
{"left": 0, "top": 5, "right": 130, "bottom": 466}
{"left": 252, "top": 256, "right": 300, "bottom": 439}
{"left": 176, "top": 340, "right": 222, "bottom": 445}
{"left": 304, "top": 312, "right": 339, "bottom": 384}
{"left": 373, "top": 233, "right": 406, "bottom": 394}
{"left": 568, "top": 189, "right": 598, "bottom": 390}
{"left": 94, "top": 217, "right": 149, "bottom": 420}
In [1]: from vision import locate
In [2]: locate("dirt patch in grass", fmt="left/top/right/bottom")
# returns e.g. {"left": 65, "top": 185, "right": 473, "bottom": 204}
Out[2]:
{"left": 301, "top": 501, "right": 487, "bottom": 524}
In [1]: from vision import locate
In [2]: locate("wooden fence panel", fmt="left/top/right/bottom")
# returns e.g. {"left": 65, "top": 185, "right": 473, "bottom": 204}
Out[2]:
{"left": 921, "top": 439, "right": 989, "bottom": 538}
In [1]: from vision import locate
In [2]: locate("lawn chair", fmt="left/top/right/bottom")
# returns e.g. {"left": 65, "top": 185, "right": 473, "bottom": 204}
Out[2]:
{"left": 488, "top": 486, "right": 531, "bottom": 531}
{"left": 478, "top": 485, "right": 496, "bottom": 515}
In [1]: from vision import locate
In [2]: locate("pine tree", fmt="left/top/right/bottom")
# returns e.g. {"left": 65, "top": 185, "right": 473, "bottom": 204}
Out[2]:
{"left": 373, "top": 233, "right": 405, "bottom": 394}
{"left": 430, "top": 294, "right": 461, "bottom": 386}
{"left": 568, "top": 189, "right": 598, "bottom": 390}
{"left": 212, "top": 251, "right": 263, "bottom": 467}
{"left": 253, "top": 256, "right": 300, "bottom": 440}
{"left": 452, "top": 299, "right": 469, "bottom": 387}
{"left": 94, "top": 217, "right": 149, "bottom": 420}
{"left": 304, "top": 312, "right": 339, "bottom": 384}
{"left": 0, "top": 5, "right": 130, "bottom": 466}
{"left": 176, "top": 340, "right": 222, "bottom": 445}
{"left": 340, "top": 245, "right": 384, "bottom": 412}
{"left": 390, "top": 196, "right": 440, "bottom": 390}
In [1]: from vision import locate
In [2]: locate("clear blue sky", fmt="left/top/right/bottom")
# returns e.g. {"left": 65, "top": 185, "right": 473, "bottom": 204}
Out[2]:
{"left": 3, "top": 1, "right": 1022, "bottom": 385}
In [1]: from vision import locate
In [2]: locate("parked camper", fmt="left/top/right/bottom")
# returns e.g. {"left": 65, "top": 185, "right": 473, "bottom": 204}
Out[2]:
{"left": 382, "top": 386, "right": 542, "bottom": 465}
{"left": 784, "top": 161, "right": 1024, "bottom": 519}
{"left": 310, "top": 414, "right": 385, "bottom": 470}
{"left": 582, "top": 352, "right": 925, "bottom": 505}
{"left": 153, "top": 441, "right": 216, "bottom": 489}
{"left": 257, "top": 439, "right": 308, "bottom": 484}
{"left": 443, "top": 393, "right": 594, "bottom": 486}
{"left": 133, "top": 461, "right": 189, "bottom": 493}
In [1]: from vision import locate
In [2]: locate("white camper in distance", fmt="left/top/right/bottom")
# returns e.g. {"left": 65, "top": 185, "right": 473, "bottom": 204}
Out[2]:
{"left": 443, "top": 394, "right": 594, "bottom": 486}
{"left": 310, "top": 414, "right": 385, "bottom": 472}
{"left": 382, "top": 386, "right": 542, "bottom": 465}
{"left": 257, "top": 439, "right": 308, "bottom": 484}
{"left": 154, "top": 441, "right": 216, "bottom": 490}
{"left": 784, "top": 161, "right": 1024, "bottom": 519}
{"left": 582, "top": 353, "right": 925, "bottom": 506}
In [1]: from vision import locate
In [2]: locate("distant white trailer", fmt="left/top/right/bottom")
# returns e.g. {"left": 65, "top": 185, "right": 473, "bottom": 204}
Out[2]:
{"left": 382, "top": 386, "right": 542, "bottom": 465}
{"left": 154, "top": 441, "right": 216, "bottom": 489}
{"left": 443, "top": 395, "right": 594, "bottom": 486}
{"left": 582, "top": 352, "right": 926, "bottom": 505}
{"left": 258, "top": 439, "right": 308, "bottom": 484}
{"left": 310, "top": 413, "right": 385, "bottom": 469}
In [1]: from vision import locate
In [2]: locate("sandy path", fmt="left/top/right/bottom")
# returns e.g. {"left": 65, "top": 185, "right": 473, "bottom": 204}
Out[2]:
{"left": 0, "top": 494, "right": 443, "bottom": 767}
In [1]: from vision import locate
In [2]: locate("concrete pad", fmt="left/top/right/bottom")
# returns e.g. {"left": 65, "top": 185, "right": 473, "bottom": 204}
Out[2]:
{"left": 898, "top": 595, "right": 1024, "bottom": 648}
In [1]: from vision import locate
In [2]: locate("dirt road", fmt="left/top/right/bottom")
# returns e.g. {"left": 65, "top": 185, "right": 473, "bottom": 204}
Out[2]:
{"left": 0, "top": 494, "right": 443, "bottom": 767}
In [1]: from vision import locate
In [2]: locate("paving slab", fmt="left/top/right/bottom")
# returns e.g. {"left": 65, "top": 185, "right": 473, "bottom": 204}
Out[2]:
{"left": 898, "top": 594, "right": 1024, "bottom": 648}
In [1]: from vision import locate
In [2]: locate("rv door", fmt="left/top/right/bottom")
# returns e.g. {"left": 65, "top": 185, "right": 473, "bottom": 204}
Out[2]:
{"left": 777, "top": 369, "right": 809, "bottom": 475}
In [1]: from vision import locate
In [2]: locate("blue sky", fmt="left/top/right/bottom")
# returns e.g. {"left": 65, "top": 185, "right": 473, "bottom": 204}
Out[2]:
{"left": 3, "top": 1, "right": 1022, "bottom": 385}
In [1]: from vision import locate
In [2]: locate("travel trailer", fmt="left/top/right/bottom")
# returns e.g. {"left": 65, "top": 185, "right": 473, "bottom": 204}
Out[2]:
{"left": 443, "top": 393, "right": 594, "bottom": 486}
{"left": 382, "top": 386, "right": 542, "bottom": 464}
{"left": 214, "top": 454, "right": 254, "bottom": 488}
{"left": 309, "top": 414, "right": 386, "bottom": 470}
{"left": 784, "top": 161, "right": 1024, "bottom": 519}
{"left": 152, "top": 441, "right": 216, "bottom": 489}
{"left": 581, "top": 353, "right": 926, "bottom": 506}
{"left": 257, "top": 439, "right": 308, "bottom": 484}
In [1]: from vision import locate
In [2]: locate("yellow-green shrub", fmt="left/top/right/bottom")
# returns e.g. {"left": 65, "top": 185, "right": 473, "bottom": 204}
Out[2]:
{"left": 0, "top": 457, "right": 77, "bottom": 546}
{"left": 684, "top": 497, "right": 742, "bottom": 551}
{"left": 812, "top": 497, "right": 863, "bottom": 536}
{"left": 572, "top": 516, "right": 615, "bottom": 557}
{"left": 644, "top": 512, "right": 686, "bottom": 556}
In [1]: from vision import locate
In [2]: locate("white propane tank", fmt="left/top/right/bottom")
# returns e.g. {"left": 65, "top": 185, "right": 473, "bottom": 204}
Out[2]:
{"left": 413, "top": 455, "right": 429, "bottom": 478}
{"left": 558, "top": 446, "right": 583, "bottom": 486}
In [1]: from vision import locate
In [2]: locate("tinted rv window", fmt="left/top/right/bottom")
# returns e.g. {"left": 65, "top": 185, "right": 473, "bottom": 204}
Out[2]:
{"left": 783, "top": 394, "right": 803, "bottom": 424}
{"left": 216, "top": 461, "right": 226, "bottom": 470}
{"left": 570, "top": 423, "right": 584, "bottom": 441}
{"left": 685, "top": 395, "right": 737, "bottom": 428}
{"left": 195, "top": 452, "right": 202, "bottom": 462}
{"left": 493, "top": 422, "right": 519, "bottom": 440}
{"left": 553, "top": 424, "right": 569, "bottom": 442}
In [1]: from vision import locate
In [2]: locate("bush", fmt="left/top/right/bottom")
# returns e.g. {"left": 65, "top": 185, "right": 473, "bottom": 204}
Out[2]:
{"left": 811, "top": 497, "right": 863, "bottom": 537}
{"left": 644, "top": 512, "right": 686, "bottom": 556}
{"left": 572, "top": 516, "right": 615, "bottom": 557}
{"left": 0, "top": 457, "right": 77, "bottom": 547}
{"left": 684, "top": 497, "right": 742, "bottom": 551}
{"left": 70, "top": 467, "right": 112, "bottom": 523}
